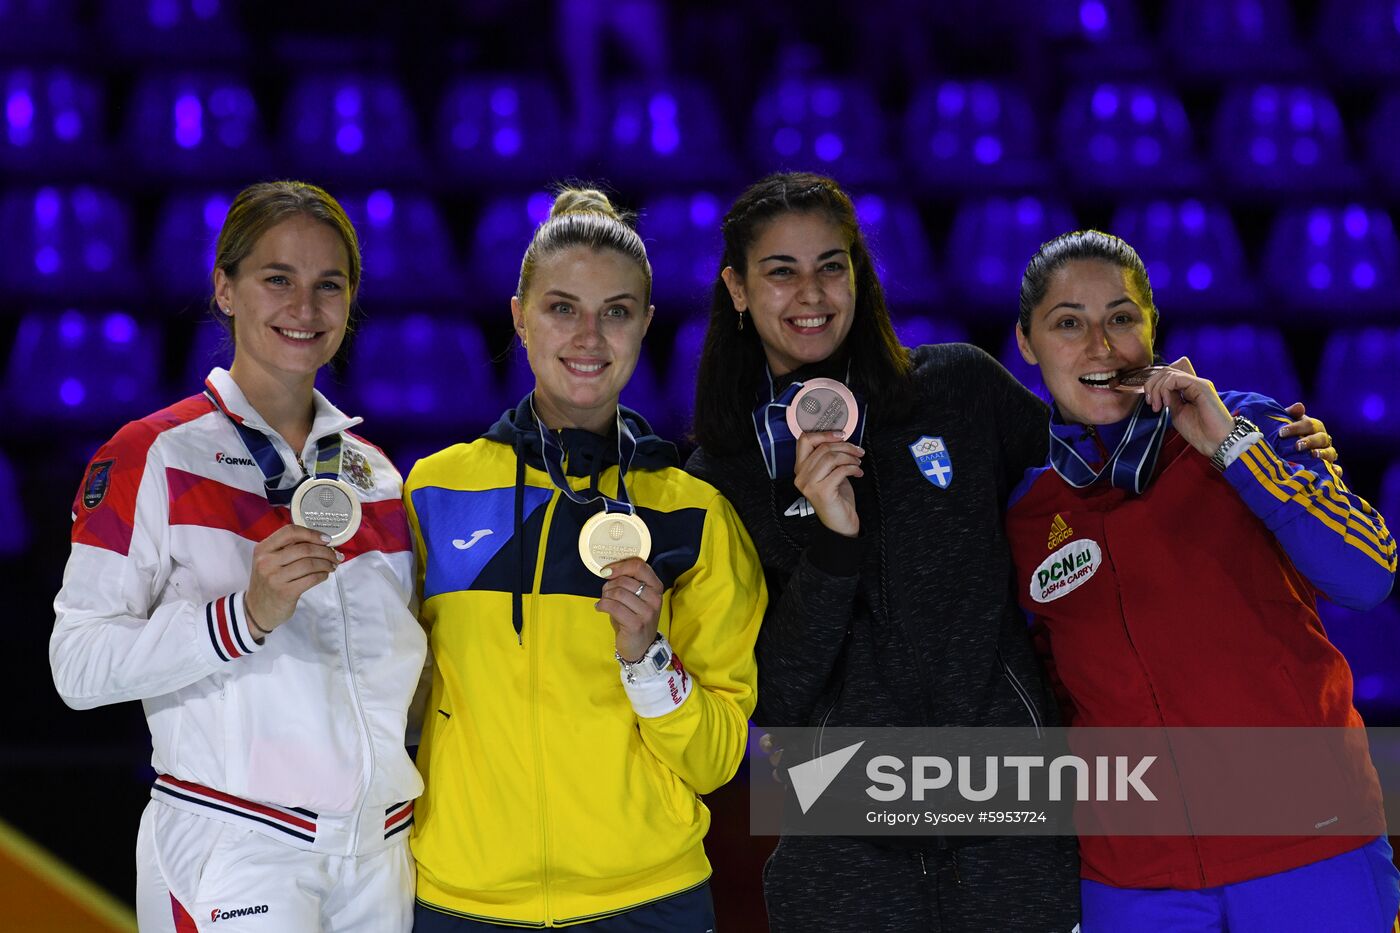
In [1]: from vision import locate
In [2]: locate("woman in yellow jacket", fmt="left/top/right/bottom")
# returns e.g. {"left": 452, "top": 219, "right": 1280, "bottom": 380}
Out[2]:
{"left": 406, "top": 188, "right": 766, "bottom": 930}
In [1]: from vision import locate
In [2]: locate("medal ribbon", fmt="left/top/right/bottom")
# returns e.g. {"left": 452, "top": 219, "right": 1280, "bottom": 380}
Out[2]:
{"left": 1047, "top": 397, "right": 1171, "bottom": 496}
{"left": 204, "top": 389, "right": 344, "bottom": 506}
{"left": 530, "top": 395, "right": 639, "bottom": 515}
{"left": 751, "top": 369, "right": 868, "bottom": 480}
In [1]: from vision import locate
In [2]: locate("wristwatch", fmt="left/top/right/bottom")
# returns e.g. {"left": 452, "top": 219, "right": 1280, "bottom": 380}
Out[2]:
{"left": 615, "top": 634, "right": 673, "bottom": 686}
{"left": 1210, "top": 415, "right": 1262, "bottom": 471}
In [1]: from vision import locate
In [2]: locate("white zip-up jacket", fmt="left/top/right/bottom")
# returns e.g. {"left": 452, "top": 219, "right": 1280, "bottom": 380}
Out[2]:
{"left": 51, "top": 368, "right": 426, "bottom": 855}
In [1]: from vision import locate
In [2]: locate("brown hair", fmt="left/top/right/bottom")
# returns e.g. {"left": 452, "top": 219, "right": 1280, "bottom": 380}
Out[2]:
{"left": 516, "top": 186, "right": 652, "bottom": 302}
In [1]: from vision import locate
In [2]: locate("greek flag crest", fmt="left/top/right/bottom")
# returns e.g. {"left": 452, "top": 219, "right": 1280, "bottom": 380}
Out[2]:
{"left": 910, "top": 436, "right": 953, "bottom": 489}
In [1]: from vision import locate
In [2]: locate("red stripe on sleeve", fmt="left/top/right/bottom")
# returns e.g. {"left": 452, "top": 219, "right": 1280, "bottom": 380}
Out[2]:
{"left": 158, "top": 776, "right": 317, "bottom": 832}
{"left": 214, "top": 597, "right": 240, "bottom": 659}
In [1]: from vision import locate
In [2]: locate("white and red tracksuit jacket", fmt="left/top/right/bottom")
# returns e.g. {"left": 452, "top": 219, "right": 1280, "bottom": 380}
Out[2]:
{"left": 51, "top": 368, "right": 426, "bottom": 856}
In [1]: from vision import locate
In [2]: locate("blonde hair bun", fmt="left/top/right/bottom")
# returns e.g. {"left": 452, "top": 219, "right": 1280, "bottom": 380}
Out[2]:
{"left": 550, "top": 187, "right": 623, "bottom": 222}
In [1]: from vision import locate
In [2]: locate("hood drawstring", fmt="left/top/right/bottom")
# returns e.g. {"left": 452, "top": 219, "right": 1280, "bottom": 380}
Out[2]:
{"left": 512, "top": 431, "right": 526, "bottom": 646}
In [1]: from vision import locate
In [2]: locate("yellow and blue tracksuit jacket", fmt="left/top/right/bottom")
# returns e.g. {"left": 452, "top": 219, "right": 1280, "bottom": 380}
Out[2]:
{"left": 404, "top": 398, "right": 765, "bottom": 927}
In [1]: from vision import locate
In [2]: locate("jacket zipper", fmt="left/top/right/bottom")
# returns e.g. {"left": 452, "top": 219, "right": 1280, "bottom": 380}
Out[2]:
{"left": 1000, "top": 653, "right": 1043, "bottom": 737}
{"left": 530, "top": 488, "right": 563, "bottom": 922}
{"left": 335, "top": 564, "right": 374, "bottom": 848}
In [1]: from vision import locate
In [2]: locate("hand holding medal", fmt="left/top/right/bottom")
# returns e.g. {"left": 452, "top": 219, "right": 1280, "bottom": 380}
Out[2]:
{"left": 595, "top": 555, "right": 663, "bottom": 663}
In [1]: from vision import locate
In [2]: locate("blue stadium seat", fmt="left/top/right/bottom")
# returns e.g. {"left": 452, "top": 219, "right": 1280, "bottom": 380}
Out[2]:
{"left": 0, "top": 187, "right": 138, "bottom": 302}
{"left": 1318, "top": 0, "right": 1400, "bottom": 80}
{"left": 998, "top": 330, "right": 1051, "bottom": 405}
{"left": 338, "top": 191, "right": 459, "bottom": 304}
{"left": 1319, "top": 595, "right": 1400, "bottom": 716}
{"left": 1160, "top": 325, "right": 1302, "bottom": 406}
{"left": 1365, "top": 90, "right": 1400, "bottom": 196}
{"left": 1213, "top": 85, "right": 1359, "bottom": 195}
{"left": 1039, "top": 0, "right": 1146, "bottom": 43}
{"left": 6, "top": 310, "right": 162, "bottom": 426}
{"left": 124, "top": 72, "right": 267, "bottom": 180}
{"left": 98, "top": 0, "right": 244, "bottom": 61}
{"left": 505, "top": 346, "right": 662, "bottom": 424}
{"left": 903, "top": 79, "right": 1048, "bottom": 191}
{"left": 436, "top": 75, "right": 566, "bottom": 185}
{"left": 892, "top": 315, "right": 968, "bottom": 350}
{"left": 1, "top": 68, "right": 105, "bottom": 177}
{"left": 1109, "top": 200, "right": 1255, "bottom": 316}
{"left": 1056, "top": 82, "right": 1200, "bottom": 191}
{"left": 281, "top": 74, "right": 423, "bottom": 182}
{"left": 0, "top": 449, "right": 27, "bottom": 556}
{"left": 348, "top": 315, "right": 498, "bottom": 431}
{"left": 1261, "top": 206, "right": 1400, "bottom": 317}
{"left": 1313, "top": 328, "right": 1400, "bottom": 450}
{"left": 606, "top": 81, "right": 738, "bottom": 188}
{"left": 185, "top": 319, "right": 233, "bottom": 386}
{"left": 639, "top": 193, "right": 723, "bottom": 312}
{"left": 1162, "top": 0, "right": 1307, "bottom": 77}
{"left": 150, "top": 191, "right": 232, "bottom": 301}
{"left": 467, "top": 192, "right": 555, "bottom": 311}
{"left": 852, "top": 194, "right": 941, "bottom": 312}
{"left": 0, "top": 0, "right": 84, "bottom": 58}
{"left": 750, "top": 77, "right": 893, "bottom": 184}
{"left": 663, "top": 317, "right": 707, "bottom": 439}
{"left": 945, "top": 196, "right": 1077, "bottom": 315}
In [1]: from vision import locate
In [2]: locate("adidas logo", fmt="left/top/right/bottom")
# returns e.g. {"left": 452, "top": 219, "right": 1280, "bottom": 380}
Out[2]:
{"left": 1047, "top": 513, "right": 1073, "bottom": 549}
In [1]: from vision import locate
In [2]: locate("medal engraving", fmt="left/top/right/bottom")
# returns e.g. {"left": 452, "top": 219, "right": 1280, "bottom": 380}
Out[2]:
{"left": 1111, "top": 366, "right": 1173, "bottom": 393}
{"left": 786, "top": 378, "right": 859, "bottom": 440}
{"left": 290, "top": 478, "right": 362, "bottom": 547}
{"left": 578, "top": 511, "right": 652, "bottom": 577}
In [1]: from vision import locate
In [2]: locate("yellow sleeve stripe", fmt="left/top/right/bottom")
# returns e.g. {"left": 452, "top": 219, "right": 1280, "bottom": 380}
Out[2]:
{"left": 1252, "top": 444, "right": 1394, "bottom": 556}
{"left": 1246, "top": 441, "right": 1393, "bottom": 556}
{"left": 1241, "top": 444, "right": 1396, "bottom": 571}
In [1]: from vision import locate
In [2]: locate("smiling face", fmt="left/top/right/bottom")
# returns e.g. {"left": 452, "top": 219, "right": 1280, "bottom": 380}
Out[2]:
{"left": 722, "top": 210, "right": 856, "bottom": 376}
{"left": 1016, "top": 259, "right": 1156, "bottom": 426}
{"left": 512, "top": 246, "right": 653, "bottom": 433}
{"left": 215, "top": 214, "right": 351, "bottom": 391}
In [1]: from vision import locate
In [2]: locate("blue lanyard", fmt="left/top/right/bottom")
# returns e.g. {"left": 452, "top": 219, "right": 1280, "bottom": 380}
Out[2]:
{"left": 530, "top": 395, "right": 638, "bottom": 515}
{"left": 751, "top": 368, "right": 867, "bottom": 481}
{"left": 204, "top": 389, "right": 344, "bottom": 506}
{"left": 1048, "top": 398, "right": 1171, "bottom": 496}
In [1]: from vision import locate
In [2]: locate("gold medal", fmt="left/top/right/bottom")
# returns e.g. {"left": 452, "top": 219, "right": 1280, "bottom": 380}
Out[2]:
{"left": 289, "top": 478, "right": 362, "bottom": 547}
{"left": 577, "top": 510, "right": 652, "bottom": 577}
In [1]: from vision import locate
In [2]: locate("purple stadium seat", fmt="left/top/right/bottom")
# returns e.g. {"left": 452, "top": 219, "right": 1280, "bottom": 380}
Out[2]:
{"left": 1261, "top": 205, "right": 1400, "bottom": 317}
{"left": 1160, "top": 325, "right": 1302, "bottom": 406}
{"left": 98, "top": 0, "right": 244, "bottom": 61}
{"left": 338, "top": 191, "right": 458, "bottom": 304}
{"left": 348, "top": 315, "right": 498, "bottom": 431}
{"left": 505, "top": 345, "right": 662, "bottom": 425}
{"left": 281, "top": 74, "right": 423, "bottom": 182}
{"left": 1213, "top": 85, "right": 1359, "bottom": 196}
{"left": 1162, "top": 0, "right": 1307, "bottom": 78}
{"left": 0, "top": 449, "right": 27, "bottom": 556}
{"left": 6, "top": 310, "right": 162, "bottom": 426}
{"left": 891, "top": 315, "right": 968, "bottom": 350}
{"left": 185, "top": 319, "right": 233, "bottom": 386}
{"left": 998, "top": 330, "right": 1051, "bottom": 404}
{"left": 639, "top": 193, "right": 724, "bottom": 313}
{"left": 1039, "top": 0, "right": 1146, "bottom": 42}
{"left": 0, "top": 0, "right": 84, "bottom": 58}
{"left": 1365, "top": 91, "right": 1400, "bottom": 196}
{"left": 0, "top": 187, "right": 137, "bottom": 302}
{"left": 750, "top": 77, "right": 893, "bottom": 184}
{"left": 1056, "top": 82, "right": 1200, "bottom": 191}
{"left": 606, "top": 81, "right": 738, "bottom": 187}
{"left": 436, "top": 75, "right": 567, "bottom": 185}
{"left": 1108, "top": 200, "right": 1255, "bottom": 316}
{"left": 1318, "top": 595, "right": 1400, "bottom": 715}
{"left": 1, "top": 68, "right": 105, "bottom": 177}
{"left": 903, "top": 79, "right": 1048, "bottom": 190}
{"left": 1318, "top": 0, "right": 1400, "bottom": 80}
{"left": 663, "top": 317, "right": 707, "bottom": 439}
{"left": 945, "top": 196, "right": 1077, "bottom": 315}
{"left": 467, "top": 192, "right": 555, "bottom": 311}
{"left": 1313, "top": 328, "right": 1400, "bottom": 450}
{"left": 852, "top": 193, "right": 941, "bottom": 312}
{"left": 150, "top": 191, "right": 233, "bottom": 301}
{"left": 124, "top": 72, "right": 267, "bottom": 180}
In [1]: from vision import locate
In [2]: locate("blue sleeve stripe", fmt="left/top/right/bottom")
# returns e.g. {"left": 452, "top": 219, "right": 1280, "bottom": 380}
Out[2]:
{"left": 1241, "top": 443, "right": 1396, "bottom": 572}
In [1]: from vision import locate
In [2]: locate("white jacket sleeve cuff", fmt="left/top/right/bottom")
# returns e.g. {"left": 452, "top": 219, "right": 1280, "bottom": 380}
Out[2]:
{"left": 204, "top": 592, "right": 263, "bottom": 663}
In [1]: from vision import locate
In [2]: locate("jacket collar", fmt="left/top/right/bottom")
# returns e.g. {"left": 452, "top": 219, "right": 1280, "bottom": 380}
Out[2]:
{"left": 204, "top": 367, "right": 361, "bottom": 445}
{"left": 483, "top": 393, "right": 678, "bottom": 478}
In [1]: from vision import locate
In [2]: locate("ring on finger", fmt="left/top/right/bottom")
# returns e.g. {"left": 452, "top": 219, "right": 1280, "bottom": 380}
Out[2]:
{"left": 634, "top": 582, "right": 646, "bottom": 598}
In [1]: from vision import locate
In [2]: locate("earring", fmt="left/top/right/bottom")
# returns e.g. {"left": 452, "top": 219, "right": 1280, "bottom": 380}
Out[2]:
{"left": 737, "top": 310, "right": 746, "bottom": 332}
{"left": 221, "top": 305, "right": 232, "bottom": 316}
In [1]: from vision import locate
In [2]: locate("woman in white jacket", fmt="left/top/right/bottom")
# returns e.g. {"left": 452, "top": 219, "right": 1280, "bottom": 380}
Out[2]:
{"left": 50, "top": 180, "right": 426, "bottom": 933}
